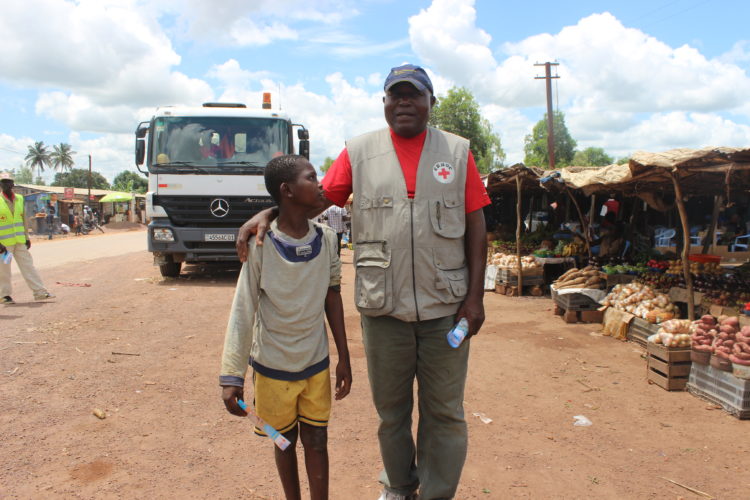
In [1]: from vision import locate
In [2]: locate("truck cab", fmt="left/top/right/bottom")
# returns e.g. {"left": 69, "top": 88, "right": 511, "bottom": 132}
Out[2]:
{"left": 135, "top": 100, "right": 308, "bottom": 277}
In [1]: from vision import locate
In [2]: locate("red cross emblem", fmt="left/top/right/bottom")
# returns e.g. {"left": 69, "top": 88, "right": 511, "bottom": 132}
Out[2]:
{"left": 432, "top": 162, "right": 455, "bottom": 184}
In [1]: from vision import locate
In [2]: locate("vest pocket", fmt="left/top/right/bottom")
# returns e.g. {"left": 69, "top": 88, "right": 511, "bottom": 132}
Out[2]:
{"left": 433, "top": 247, "right": 467, "bottom": 304}
{"left": 429, "top": 192, "right": 465, "bottom": 238}
{"left": 354, "top": 240, "right": 393, "bottom": 312}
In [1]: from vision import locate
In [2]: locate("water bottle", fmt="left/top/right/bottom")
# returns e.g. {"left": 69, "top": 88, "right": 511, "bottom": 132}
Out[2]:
{"left": 447, "top": 317, "right": 469, "bottom": 348}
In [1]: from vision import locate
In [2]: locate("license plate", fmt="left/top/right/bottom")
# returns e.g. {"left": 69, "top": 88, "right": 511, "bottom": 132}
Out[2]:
{"left": 204, "top": 233, "right": 235, "bottom": 242}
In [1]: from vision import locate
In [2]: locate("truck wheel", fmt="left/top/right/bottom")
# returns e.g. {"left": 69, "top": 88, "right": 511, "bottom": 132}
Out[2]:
{"left": 159, "top": 261, "right": 182, "bottom": 278}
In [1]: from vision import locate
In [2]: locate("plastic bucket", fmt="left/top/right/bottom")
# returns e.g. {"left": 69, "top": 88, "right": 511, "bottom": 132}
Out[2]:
{"left": 688, "top": 254, "right": 721, "bottom": 263}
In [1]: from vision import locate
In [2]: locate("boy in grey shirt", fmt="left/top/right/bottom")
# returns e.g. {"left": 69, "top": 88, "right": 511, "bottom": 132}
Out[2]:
{"left": 220, "top": 155, "right": 352, "bottom": 500}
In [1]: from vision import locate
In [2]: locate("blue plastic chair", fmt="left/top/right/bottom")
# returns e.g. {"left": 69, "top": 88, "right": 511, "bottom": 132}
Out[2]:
{"left": 730, "top": 234, "right": 750, "bottom": 252}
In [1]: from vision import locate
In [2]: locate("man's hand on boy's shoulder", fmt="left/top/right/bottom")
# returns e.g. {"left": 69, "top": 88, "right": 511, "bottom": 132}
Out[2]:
{"left": 334, "top": 359, "right": 352, "bottom": 401}
{"left": 221, "top": 385, "right": 248, "bottom": 416}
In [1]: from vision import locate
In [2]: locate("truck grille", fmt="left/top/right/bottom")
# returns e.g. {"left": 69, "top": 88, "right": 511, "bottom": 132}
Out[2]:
{"left": 155, "top": 195, "right": 275, "bottom": 227}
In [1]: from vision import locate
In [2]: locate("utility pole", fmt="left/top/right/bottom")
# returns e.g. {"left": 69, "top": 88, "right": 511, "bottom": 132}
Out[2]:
{"left": 534, "top": 62, "right": 560, "bottom": 169}
{"left": 88, "top": 154, "right": 92, "bottom": 202}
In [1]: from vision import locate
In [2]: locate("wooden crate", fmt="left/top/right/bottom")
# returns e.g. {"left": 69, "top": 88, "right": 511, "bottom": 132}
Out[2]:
{"left": 551, "top": 289, "right": 600, "bottom": 311}
{"left": 647, "top": 343, "right": 691, "bottom": 391}
{"left": 497, "top": 283, "right": 544, "bottom": 297}
{"left": 496, "top": 267, "right": 544, "bottom": 286}
{"left": 627, "top": 317, "right": 660, "bottom": 347}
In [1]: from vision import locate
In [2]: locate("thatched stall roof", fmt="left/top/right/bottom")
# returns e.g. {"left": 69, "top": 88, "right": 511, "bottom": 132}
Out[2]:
{"left": 556, "top": 147, "right": 750, "bottom": 198}
{"left": 485, "top": 163, "right": 561, "bottom": 194}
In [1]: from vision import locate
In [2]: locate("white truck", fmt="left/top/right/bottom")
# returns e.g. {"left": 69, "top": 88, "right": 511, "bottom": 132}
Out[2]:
{"left": 135, "top": 99, "right": 309, "bottom": 277}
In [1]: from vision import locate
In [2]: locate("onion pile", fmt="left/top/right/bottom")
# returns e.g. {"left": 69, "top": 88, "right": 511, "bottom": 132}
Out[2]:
{"left": 489, "top": 253, "right": 540, "bottom": 269}
{"left": 601, "top": 282, "right": 677, "bottom": 321}
{"left": 648, "top": 319, "right": 692, "bottom": 347}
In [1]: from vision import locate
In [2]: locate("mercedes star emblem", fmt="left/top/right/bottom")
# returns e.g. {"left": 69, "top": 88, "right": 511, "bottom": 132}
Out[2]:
{"left": 210, "top": 198, "right": 229, "bottom": 218}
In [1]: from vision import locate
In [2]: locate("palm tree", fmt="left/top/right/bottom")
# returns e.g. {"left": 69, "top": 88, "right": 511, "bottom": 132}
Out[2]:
{"left": 50, "top": 143, "right": 77, "bottom": 172}
{"left": 25, "top": 141, "right": 51, "bottom": 178}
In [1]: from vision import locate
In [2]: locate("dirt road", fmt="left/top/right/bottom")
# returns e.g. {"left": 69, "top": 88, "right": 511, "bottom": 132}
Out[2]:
{"left": 1, "top": 230, "right": 748, "bottom": 499}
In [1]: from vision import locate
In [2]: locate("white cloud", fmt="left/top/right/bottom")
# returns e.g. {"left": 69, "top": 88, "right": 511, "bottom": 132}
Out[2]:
{"left": 407, "top": 0, "right": 750, "bottom": 161}
{"left": 0, "top": 0, "right": 212, "bottom": 134}
{"left": 162, "top": 0, "right": 358, "bottom": 47}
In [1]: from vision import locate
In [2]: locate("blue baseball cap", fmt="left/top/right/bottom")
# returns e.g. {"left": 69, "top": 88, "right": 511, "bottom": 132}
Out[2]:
{"left": 384, "top": 64, "right": 433, "bottom": 95}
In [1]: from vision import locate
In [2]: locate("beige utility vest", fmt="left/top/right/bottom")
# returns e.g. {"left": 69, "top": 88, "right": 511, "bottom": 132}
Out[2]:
{"left": 348, "top": 127, "right": 469, "bottom": 322}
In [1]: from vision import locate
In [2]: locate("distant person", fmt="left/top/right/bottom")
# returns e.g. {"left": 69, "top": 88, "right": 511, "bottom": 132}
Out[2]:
{"left": 220, "top": 155, "right": 352, "bottom": 500}
{"left": 74, "top": 213, "right": 82, "bottom": 235}
{"left": 603, "top": 194, "right": 620, "bottom": 218}
{"left": 0, "top": 172, "right": 55, "bottom": 304}
{"left": 593, "top": 212, "right": 625, "bottom": 257}
{"left": 322, "top": 204, "right": 349, "bottom": 257}
{"left": 46, "top": 202, "right": 55, "bottom": 240}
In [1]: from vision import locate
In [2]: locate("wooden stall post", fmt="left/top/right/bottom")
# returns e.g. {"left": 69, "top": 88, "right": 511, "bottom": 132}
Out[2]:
{"left": 565, "top": 187, "right": 592, "bottom": 258}
{"left": 670, "top": 171, "right": 695, "bottom": 320}
{"left": 516, "top": 175, "right": 524, "bottom": 295}
{"left": 702, "top": 195, "right": 722, "bottom": 254}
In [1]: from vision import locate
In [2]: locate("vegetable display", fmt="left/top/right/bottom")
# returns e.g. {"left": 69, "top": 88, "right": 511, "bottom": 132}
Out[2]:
{"left": 601, "top": 282, "right": 678, "bottom": 321}
{"left": 729, "top": 325, "right": 750, "bottom": 367}
{"left": 648, "top": 319, "right": 692, "bottom": 347}
{"left": 489, "top": 253, "right": 540, "bottom": 269}
{"left": 711, "top": 316, "right": 739, "bottom": 361}
{"left": 552, "top": 266, "right": 606, "bottom": 290}
{"left": 690, "top": 315, "right": 717, "bottom": 353}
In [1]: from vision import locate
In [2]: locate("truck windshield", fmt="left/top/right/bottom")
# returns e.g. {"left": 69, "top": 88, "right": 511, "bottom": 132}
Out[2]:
{"left": 149, "top": 116, "right": 289, "bottom": 172}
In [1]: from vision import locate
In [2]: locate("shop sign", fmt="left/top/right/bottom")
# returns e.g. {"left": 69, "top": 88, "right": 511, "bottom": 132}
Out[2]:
{"left": 64, "top": 188, "right": 74, "bottom": 199}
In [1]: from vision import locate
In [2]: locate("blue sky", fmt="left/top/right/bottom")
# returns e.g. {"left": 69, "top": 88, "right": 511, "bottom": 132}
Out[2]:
{"left": 1, "top": 0, "right": 749, "bottom": 182}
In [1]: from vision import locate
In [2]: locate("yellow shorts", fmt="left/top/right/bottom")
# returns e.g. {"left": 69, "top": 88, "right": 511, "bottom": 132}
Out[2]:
{"left": 253, "top": 367, "right": 331, "bottom": 435}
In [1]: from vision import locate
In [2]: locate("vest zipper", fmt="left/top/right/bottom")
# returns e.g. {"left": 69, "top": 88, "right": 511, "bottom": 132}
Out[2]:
{"left": 409, "top": 199, "right": 420, "bottom": 321}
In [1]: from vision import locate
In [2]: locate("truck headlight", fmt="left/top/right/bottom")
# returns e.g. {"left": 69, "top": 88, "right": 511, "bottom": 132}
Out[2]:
{"left": 153, "top": 228, "right": 175, "bottom": 242}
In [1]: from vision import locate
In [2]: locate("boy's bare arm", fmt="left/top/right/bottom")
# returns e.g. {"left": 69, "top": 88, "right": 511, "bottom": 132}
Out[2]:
{"left": 324, "top": 286, "right": 351, "bottom": 400}
{"left": 235, "top": 198, "right": 334, "bottom": 262}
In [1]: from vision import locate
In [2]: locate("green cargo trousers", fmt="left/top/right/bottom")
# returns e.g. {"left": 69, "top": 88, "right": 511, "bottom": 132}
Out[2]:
{"left": 361, "top": 314, "right": 470, "bottom": 500}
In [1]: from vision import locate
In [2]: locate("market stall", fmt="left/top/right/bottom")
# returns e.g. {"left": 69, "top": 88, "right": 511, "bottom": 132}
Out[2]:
{"left": 485, "top": 164, "right": 590, "bottom": 294}
{"left": 555, "top": 146, "right": 750, "bottom": 320}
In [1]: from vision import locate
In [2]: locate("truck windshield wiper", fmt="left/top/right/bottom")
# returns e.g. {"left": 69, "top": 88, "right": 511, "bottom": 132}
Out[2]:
{"left": 218, "top": 161, "right": 264, "bottom": 167}
{"left": 153, "top": 162, "right": 209, "bottom": 174}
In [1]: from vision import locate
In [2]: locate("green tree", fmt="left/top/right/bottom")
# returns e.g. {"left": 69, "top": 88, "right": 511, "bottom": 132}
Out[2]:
{"left": 320, "top": 156, "right": 335, "bottom": 174}
{"left": 572, "top": 147, "right": 613, "bottom": 166}
{"left": 112, "top": 171, "right": 148, "bottom": 194}
{"left": 523, "top": 111, "right": 577, "bottom": 169}
{"left": 14, "top": 164, "right": 34, "bottom": 184}
{"left": 429, "top": 87, "right": 505, "bottom": 173}
{"left": 34, "top": 176, "right": 46, "bottom": 186}
{"left": 49, "top": 143, "right": 77, "bottom": 172}
{"left": 25, "top": 141, "right": 51, "bottom": 177}
{"left": 616, "top": 156, "right": 630, "bottom": 165}
{"left": 51, "top": 168, "right": 110, "bottom": 190}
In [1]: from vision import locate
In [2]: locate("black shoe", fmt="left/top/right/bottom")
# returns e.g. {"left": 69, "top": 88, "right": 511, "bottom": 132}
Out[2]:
{"left": 2, "top": 296, "right": 15, "bottom": 304}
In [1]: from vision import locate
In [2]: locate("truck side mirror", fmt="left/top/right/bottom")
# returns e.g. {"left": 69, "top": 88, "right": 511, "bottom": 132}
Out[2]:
{"left": 299, "top": 139, "right": 310, "bottom": 159}
{"left": 296, "top": 127, "right": 310, "bottom": 159}
{"left": 135, "top": 139, "right": 145, "bottom": 165}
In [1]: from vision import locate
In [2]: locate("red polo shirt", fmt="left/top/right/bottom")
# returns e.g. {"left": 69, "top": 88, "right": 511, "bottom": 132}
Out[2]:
{"left": 322, "top": 129, "right": 490, "bottom": 213}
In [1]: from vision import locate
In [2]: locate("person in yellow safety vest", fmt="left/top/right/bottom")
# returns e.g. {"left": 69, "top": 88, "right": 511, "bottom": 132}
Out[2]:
{"left": 0, "top": 172, "right": 55, "bottom": 304}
